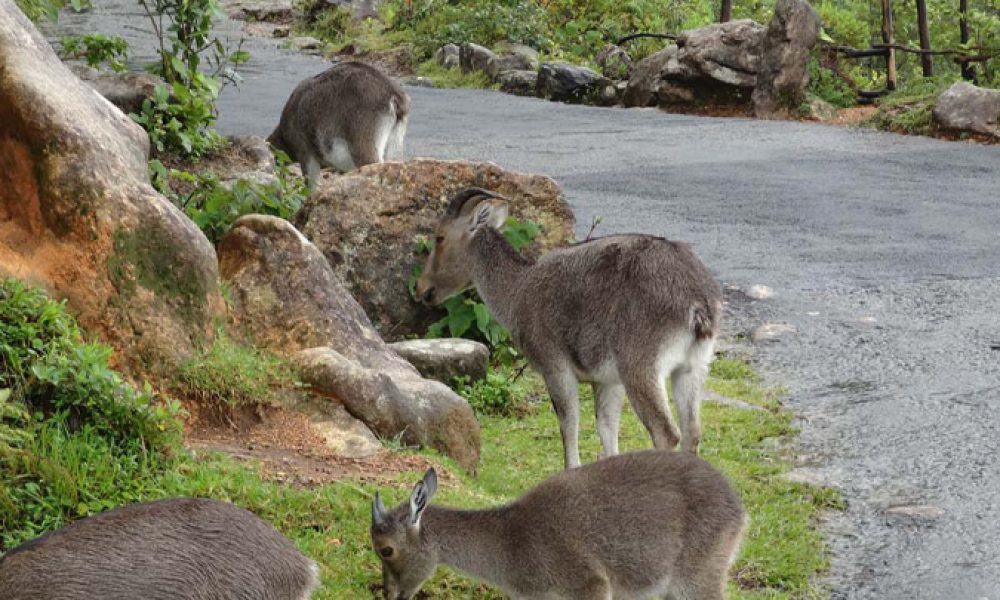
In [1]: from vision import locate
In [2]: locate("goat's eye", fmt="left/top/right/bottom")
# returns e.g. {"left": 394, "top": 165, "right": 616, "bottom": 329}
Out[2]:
{"left": 435, "top": 236, "right": 444, "bottom": 246}
{"left": 379, "top": 547, "right": 394, "bottom": 559}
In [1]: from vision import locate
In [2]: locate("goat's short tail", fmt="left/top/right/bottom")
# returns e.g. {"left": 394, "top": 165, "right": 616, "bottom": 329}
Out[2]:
{"left": 691, "top": 300, "right": 721, "bottom": 340}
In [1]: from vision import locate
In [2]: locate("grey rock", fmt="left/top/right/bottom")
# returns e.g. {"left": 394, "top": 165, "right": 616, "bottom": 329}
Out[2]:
{"left": 933, "top": 81, "right": 1000, "bottom": 139}
{"left": 217, "top": 214, "right": 481, "bottom": 470}
{"left": 536, "top": 63, "right": 614, "bottom": 105}
{"left": 623, "top": 45, "right": 679, "bottom": 107}
{"left": 228, "top": 134, "right": 276, "bottom": 172}
{"left": 434, "top": 43, "right": 460, "bottom": 69}
{"left": 746, "top": 284, "right": 774, "bottom": 300}
{"left": 806, "top": 95, "right": 838, "bottom": 121}
{"left": 753, "top": 0, "right": 822, "bottom": 118}
{"left": 496, "top": 69, "right": 538, "bottom": 96}
{"left": 401, "top": 75, "right": 436, "bottom": 88}
{"left": 295, "top": 159, "right": 575, "bottom": 338}
{"left": 674, "top": 20, "right": 765, "bottom": 88}
{"left": 287, "top": 36, "right": 324, "bottom": 52}
{"left": 751, "top": 322, "right": 797, "bottom": 343}
{"left": 0, "top": 3, "right": 224, "bottom": 372}
{"left": 485, "top": 53, "right": 536, "bottom": 81}
{"left": 459, "top": 42, "right": 497, "bottom": 74}
{"left": 494, "top": 42, "right": 539, "bottom": 66}
{"left": 389, "top": 338, "right": 489, "bottom": 384}
{"left": 223, "top": 0, "right": 295, "bottom": 22}
{"left": 307, "top": 403, "right": 382, "bottom": 458}
{"left": 595, "top": 44, "right": 633, "bottom": 80}
{"left": 70, "top": 64, "right": 164, "bottom": 115}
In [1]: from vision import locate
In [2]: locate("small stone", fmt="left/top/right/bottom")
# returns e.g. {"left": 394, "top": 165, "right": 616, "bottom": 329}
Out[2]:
{"left": 287, "top": 36, "right": 324, "bottom": 52}
{"left": 272, "top": 25, "right": 290, "bottom": 38}
{"left": 783, "top": 467, "right": 836, "bottom": 488}
{"left": 750, "top": 322, "right": 796, "bottom": 343}
{"left": 308, "top": 405, "right": 381, "bottom": 459}
{"left": 885, "top": 504, "right": 945, "bottom": 519}
{"left": 401, "top": 76, "right": 435, "bottom": 88}
{"left": 746, "top": 284, "right": 774, "bottom": 300}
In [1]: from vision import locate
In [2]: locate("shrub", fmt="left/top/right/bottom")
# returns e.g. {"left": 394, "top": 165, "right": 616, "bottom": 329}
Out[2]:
{"left": 59, "top": 33, "right": 130, "bottom": 73}
{"left": 453, "top": 368, "right": 532, "bottom": 417}
{"left": 0, "top": 279, "right": 183, "bottom": 549}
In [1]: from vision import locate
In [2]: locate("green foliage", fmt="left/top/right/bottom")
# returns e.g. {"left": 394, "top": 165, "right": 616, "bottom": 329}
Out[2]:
{"left": 867, "top": 76, "right": 953, "bottom": 134}
{"left": 152, "top": 150, "right": 308, "bottom": 244}
{"left": 808, "top": 53, "right": 856, "bottom": 107}
{"left": 15, "top": 0, "right": 87, "bottom": 21}
{"left": 453, "top": 368, "right": 532, "bottom": 417}
{"left": 0, "top": 279, "right": 182, "bottom": 549}
{"left": 59, "top": 34, "right": 129, "bottom": 73}
{"left": 175, "top": 333, "right": 295, "bottom": 407}
{"left": 413, "top": 216, "right": 541, "bottom": 366}
{"left": 132, "top": 0, "right": 249, "bottom": 158}
{"left": 416, "top": 59, "right": 495, "bottom": 89}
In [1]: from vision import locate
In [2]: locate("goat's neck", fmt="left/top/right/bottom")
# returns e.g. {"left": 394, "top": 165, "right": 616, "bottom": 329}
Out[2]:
{"left": 423, "top": 505, "right": 514, "bottom": 590}
{"left": 469, "top": 227, "right": 531, "bottom": 331}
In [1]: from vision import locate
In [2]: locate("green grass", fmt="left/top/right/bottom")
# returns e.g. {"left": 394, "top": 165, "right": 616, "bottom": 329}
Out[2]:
{"left": 37, "top": 356, "right": 835, "bottom": 599}
{"left": 865, "top": 77, "right": 955, "bottom": 136}
{"left": 416, "top": 59, "right": 496, "bottom": 89}
{"left": 173, "top": 333, "right": 295, "bottom": 407}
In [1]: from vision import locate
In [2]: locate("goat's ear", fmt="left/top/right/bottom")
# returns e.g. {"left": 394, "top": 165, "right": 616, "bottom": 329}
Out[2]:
{"left": 408, "top": 468, "right": 438, "bottom": 527}
{"left": 372, "top": 491, "right": 388, "bottom": 528}
{"left": 469, "top": 197, "right": 509, "bottom": 232}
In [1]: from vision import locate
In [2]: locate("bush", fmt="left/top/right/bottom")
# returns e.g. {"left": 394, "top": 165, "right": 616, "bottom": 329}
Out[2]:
{"left": 150, "top": 150, "right": 307, "bottom": 244}
{"left": 0, "top": 279, "right": 183, "bottom": 549}
{"left": 59, "top": 34, "right": 130, "bottom": 73}
{"left": 808, "top": 53, "right": 856, "bottom": 108}
{"left": 453, "top": 368, "right": 532, "bottom": 417}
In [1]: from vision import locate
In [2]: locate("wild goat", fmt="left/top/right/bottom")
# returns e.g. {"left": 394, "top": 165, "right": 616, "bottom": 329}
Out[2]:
{"left": 269, "top": 61, "right": 409, "bottom": 189}
{"left": 0, "top": 498, "right": 319, "bottom": 600}
{"left": 415, "top": 188, "right": 722, "bottom": 468}
{"left": 371, "top": 451, "right": 747, "bottom": 600}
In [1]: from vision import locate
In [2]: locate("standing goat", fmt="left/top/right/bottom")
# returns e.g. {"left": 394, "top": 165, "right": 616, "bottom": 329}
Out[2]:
{"left": 0, "top": 498, "right": 319, "bottom": 600}
{"left": 371, "top": 451, "right": 747, "bottom": 600}
{"left": 415, "top": 188, "right": 722, "bottom": 468}
{"left": 269, "top": 61, "right": 409, "bottom": 189}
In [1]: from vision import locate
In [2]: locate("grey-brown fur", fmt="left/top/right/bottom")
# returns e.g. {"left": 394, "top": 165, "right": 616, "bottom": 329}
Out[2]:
{"left": 269, "top": 61, "right": 409, "bottom": 189}
{"left": 371, "top": 451, "right": 747, "bottom": 600}
{"left": 0, "top": 498, "right": 319, "bottom": 600}
{"left": 416, "top": 188, "right": 723, "bottom": 467}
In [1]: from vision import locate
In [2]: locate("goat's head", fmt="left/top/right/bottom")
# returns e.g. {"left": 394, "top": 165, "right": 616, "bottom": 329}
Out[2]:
{"left": 414, "top": 187, "right": 509, "bottom": 305}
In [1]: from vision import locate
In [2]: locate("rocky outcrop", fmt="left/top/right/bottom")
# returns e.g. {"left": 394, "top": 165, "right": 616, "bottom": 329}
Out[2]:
{"left": 623, "top": 20, "right": 765, "bottom": 107}
{"left": 217, "top": 214, "right": 481, "bottom": 470}
{"left": 459, "top": 43, "right": 497, "bottom": 74}
{"left": 595, "top": 44, "right": 633, "bottom": 80}
{"left": 70, "top": 65, "right": 164, "bottom": 114}
{"left": 435, "top": 43, "right": 459, "bottom": 69}
{"left": 537, "top": 63, "right": 616, "bottom": 105}
{"left": 933, "top": 81, "right": 1000, "bottom": 139}
{"left": 389, "top": 339, "right": 489, "bottom": 384}
{"left": 295, "top": 159, "right": 575, "bottom": 338}
{"left": 496, "top": 69, "right": 538, "bottom": 96}
{"left": 753, "top": 0, "right": 821, "bottom": 118}
{"left": 623, "top": 46, "right": 679, "bottom": 107}
{"left": 0, "top": 3, "right": 223, "bottom": 371}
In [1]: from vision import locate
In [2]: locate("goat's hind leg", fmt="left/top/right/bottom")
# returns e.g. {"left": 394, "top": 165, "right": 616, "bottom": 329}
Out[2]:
{"left": 593, "top": 382, "right": 625, "bottom": 459}
{"left": 672, "top": 338, "right": 714, "bottom": 454}
{"left": 623, "top": 366, "right": 681, "bottom": 452}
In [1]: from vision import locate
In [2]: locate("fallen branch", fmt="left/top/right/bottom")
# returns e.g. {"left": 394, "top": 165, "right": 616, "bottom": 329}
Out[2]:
{"left": 616, "top": 32, "right": 679, "bottom": 46}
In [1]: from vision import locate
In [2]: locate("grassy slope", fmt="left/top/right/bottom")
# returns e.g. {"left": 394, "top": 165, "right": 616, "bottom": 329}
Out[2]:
{"left": 150, "top": 357, "right": 837, "bottom": 599}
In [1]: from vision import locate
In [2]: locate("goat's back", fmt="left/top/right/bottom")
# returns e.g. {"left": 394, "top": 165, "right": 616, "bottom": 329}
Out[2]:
{"left": 512, "top": 234, "right": 722, "bottom": 364}
{"left": 0, "top": 498, "right": 318, "bottom": 600}
{"left": 506, "top": 450, "right": 745, "bottom": 585}
{"left": 269, "top": 61, "right": 409, "bottom": 153}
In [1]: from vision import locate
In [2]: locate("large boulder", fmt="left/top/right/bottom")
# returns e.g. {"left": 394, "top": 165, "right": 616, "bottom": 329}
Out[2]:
{"left": 69, "top": 65, "right": 164, "bottom": 115}
{"left": 217, "top": 214, "right": 481, "bottom": 470}
{"left": 295, "top": 159, "right": 575, "bottom": 338}
{"left": 495, "top": 69, "right": 538, "bottom": 96}
{"left": 389, "top": 338, "right": 489, "bottom": 385}
{"left": 933, "top": 81, "right": 1000, "bottom": 139}
{"left": 0, "top": 3, "right": 223, "bottom": 371}
{"left": 537, "top": 63, "right": 616, "bottom": 105}
{"left": 459, "top": 43, "right": 497, "bottom": 74}
{"left": 625, "top": 21, "right": 765, "bottom": 107}
{"left": 623, "top": 45, "right": 680, "bottom": 107}
{"left": 485, "top": 53, "right": 536, "bottom": 81}
{"left": 753, "top": 0, "right": 821, "bottom": 118}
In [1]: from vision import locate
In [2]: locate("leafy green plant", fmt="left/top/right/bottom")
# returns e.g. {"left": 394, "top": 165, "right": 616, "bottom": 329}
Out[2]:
{"left": 808, "top": 53, "right": 856, "bottom": 108}
{"left": 155, "top": 151, "right": 308, "bottom": 244}
{"left": 453, "top": 368, "right": 533, "bottom": 417}
{"left": 132, "top": 0, "right": 250, "bottom": 157}
{"left": 15, "top": 0, "right": 88, "bottom": 21}
{"left": 59, "top": 33, "right": 129, "bottom": 73}
{"left": 411, "top": 216, "right": 540, "bottom": 366}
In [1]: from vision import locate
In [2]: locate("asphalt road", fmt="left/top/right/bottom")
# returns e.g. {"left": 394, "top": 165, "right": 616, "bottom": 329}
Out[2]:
{"left": 51, "top": 5, "right": 1000, "bottom": 597}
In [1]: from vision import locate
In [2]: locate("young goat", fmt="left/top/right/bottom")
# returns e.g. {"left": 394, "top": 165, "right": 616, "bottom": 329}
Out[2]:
{"left": 0, "top": 497, "right": 319, "bottom": 600}
{"left": 269, "top": 61, "right": 409, "bottom": 189}
{"left": 371, "top": 451, "right": 746, "bottom": 600}
{"left": 415, "top": 188, "right": 723, "bottom": 468}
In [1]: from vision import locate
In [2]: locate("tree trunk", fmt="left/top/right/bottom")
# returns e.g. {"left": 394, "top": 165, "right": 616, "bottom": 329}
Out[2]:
{"left": 720, "top": 0, "right": 732, "bottom": 22}
{"left": 959, "top": 0, "right": 975, "bottom": 81}
{"left": 915, "top": 0, "right": 933, "bottom": 76}
{"left": 881, "top": 0, "right": 897, "bottom": 90}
